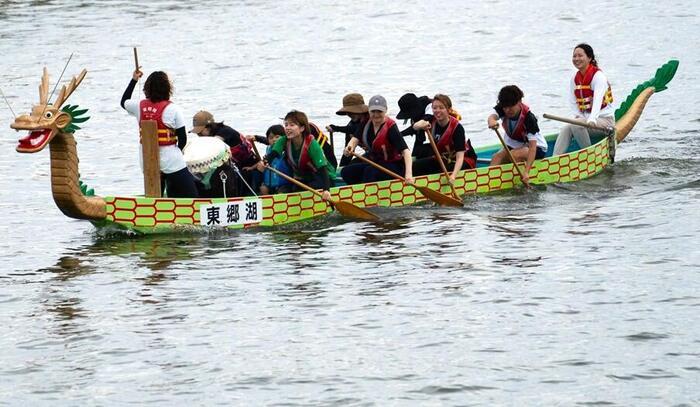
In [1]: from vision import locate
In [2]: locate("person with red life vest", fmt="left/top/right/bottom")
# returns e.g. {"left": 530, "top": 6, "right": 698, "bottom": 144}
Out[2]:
{"left": 256, "top": 110, "right": 335, "bottom": 201}
{"left": 189, "top": 110, "right": 261, "bottom": 196}
{"left": 487, "top": 85, "right": 548, "bottom": 185}
{"left": 553, "top": 43, "right": 615, "bottom": 155}
{"left": 411, "top": 94, "right": 477, "bottom": 183}
{"left": 340, "top": 95, "right": 414, "bottom": 185}
{"left": 121, "top": 69, "right": 199, "bottom": 198}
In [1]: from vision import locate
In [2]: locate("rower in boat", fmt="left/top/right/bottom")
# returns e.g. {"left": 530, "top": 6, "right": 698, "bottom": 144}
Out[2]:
{"left": 189, "top": 110, "right": 261, "bottom": 196}
{"left": 487, "top": 85, "right": 547, "bottom": 185}
{"left": 396, "top": 93, "right": 434, "bottom": 159}
{"left": 326, "top": 93, "right": 369, "bottom": 167}
{"left": 309, "top": 122, "right": 338, "bottom": 170}
{"left": 247, "top": 125, "right": 292, "bottom": 195}
{"left": 411, "top": 94, "right": 477, "bottom": 184}
{"left": 340, "top": 95, "right": 414, "bottom": 185}
{"left": 256, "top": 110, "right": 335, "bottom": 201}
{"left": 120, "top": 68, "right": 199, "bottom": 198}
{"left": 553, "top": 43, "right": 615, "bottom": 155}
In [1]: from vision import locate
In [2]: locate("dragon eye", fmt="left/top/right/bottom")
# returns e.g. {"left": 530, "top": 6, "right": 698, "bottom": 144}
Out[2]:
{"left": 44, "top": 111, "right": 53, "bottom": 119}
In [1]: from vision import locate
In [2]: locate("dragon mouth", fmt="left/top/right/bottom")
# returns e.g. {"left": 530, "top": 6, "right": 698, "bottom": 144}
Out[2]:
{"left": 16, "top": 128, "right": 53, "bottom": 153}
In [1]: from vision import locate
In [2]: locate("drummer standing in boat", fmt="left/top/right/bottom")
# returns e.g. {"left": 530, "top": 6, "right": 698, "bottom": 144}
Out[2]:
{"left": 120, "top": 68, "right": 199, "bottom": 198}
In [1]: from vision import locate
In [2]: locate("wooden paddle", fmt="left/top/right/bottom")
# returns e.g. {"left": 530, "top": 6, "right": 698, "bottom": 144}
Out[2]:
{"left": 265, "top": 166, "right": 379, "bottom": 221}
{"left": 250, "top": 140, "right": 379, "bottom": 221}
{"left": 350, "top": 152, "right": 463, "bottom": 207}
{"left": 543, "top": 113, "right": 613, "bottom": 134}
{"left": 493, "top": 128, "right": 530, "bottom": 187}
{"left": 425, "top": 127, "right": 461, "bottom": 200}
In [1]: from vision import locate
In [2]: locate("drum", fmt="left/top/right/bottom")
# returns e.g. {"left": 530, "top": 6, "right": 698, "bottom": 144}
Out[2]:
{"left": 183, "top": 135, "right": 231, "bottom": 175}
{"left": 184, "top": 136, "right": 238, "bottom": 197}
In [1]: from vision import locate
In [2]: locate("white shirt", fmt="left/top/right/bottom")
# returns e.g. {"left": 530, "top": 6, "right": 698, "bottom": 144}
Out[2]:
{"left": 124, "top": 98, "right": 188, "bottom": 174}
{"left": 568, "top": 69, "right": 614, "bottom": 123}
{"left": 499, "top": 111, "right": 548, "bottom": 152}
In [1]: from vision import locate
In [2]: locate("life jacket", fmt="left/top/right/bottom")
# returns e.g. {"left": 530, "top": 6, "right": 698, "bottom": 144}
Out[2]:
{"left": 285, "top": 134, "right": 317, "bottom": 175}
{"left": 352, "top": 117, "right": 370, "bottom": 148}
{"left": 363, "top": 118, "right": 402, "bottom": 162}
{"left": 264, "top": 145, "right": 292, "bottom": 188}
{"left": 575, "top": 64, "right": 614, "bottom": 113}
{"left": 502, "top": 103, "right": 530, "bottom": 143}
{"left": 310, "top": 123, "right": 329, "bottom": 148}
{"left": 432, "top": 116, "right": 477, "bottom": 168}
{"left": 139, "top": 99, "right": 177, "bottom": 146}
{"left": 229, "top": 133, "right": 255, "bottom": 166}
{"left": 434, "top": 116, "right": 461, "bottom": 155}
{"left": 310, "top": 122, "right": 338, "bottom": 169}
{"left": 463, "top": 139, "right": 477, "bottom": 170}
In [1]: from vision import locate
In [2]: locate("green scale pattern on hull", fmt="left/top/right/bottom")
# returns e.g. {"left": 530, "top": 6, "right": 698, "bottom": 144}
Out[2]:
{"left": 98, "top": 133, "right": 610, "bottom": 234}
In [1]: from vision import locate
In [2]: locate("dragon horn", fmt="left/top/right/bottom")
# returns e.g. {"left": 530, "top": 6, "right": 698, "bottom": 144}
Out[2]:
{"left": 39, "top": 67, "right": 49, "bottom": 105}
{"left": 53, "top": 69, "right": 87, "bottom": 109}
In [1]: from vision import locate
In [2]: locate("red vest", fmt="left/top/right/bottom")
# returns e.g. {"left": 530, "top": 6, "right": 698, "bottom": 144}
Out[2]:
{"left": 230, "top": 134, "right": 255, "bottom": 166}
{"left": 364, "top": 118, "right": 402, "bottom": 163}
{"left": 574, "top": 64, "right": 614, "bottom": 113}
{"left": 502, "top": 103, "right": 530, "bottom": 143}
{"left": 139, "top": 99, "right": 177, "bottom": 146}
{"left": 434, "top": 116, "right": 461, "bottom": 154}
{"left": 285, "top": 134, "right": 316, "bottom": 175}
{"left": 433, "top": 116, "right": 476, "bottom": 168}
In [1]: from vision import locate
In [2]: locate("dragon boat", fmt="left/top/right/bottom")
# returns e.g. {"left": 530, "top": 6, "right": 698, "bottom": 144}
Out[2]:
{"left": 11, "top": 60, "right": 678, "bottom": 234}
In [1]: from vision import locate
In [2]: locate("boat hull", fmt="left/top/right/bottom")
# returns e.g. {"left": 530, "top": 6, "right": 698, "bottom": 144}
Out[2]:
{"left": 96, "top": 133, "right": 611, "bottom": 234}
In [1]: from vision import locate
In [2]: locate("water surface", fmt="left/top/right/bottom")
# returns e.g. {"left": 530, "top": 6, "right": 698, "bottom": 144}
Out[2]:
{"left": 1, "top": 0, "right": 699, "bottom": 405}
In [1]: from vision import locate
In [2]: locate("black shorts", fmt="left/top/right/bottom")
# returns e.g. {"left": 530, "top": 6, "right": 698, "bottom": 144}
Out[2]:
{"left": 507, "top": 145, "right": 546, "bottom": 159}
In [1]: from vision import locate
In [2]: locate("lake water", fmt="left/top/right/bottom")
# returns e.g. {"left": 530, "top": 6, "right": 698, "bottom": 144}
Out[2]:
{"left": 1, "top": 0, "right": 699, "bottom": 405}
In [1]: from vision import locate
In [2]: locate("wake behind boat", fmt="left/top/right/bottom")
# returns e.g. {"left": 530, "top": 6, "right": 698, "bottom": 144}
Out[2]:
{"left": 10, "top": 60, "right": 678, "bottom": 234}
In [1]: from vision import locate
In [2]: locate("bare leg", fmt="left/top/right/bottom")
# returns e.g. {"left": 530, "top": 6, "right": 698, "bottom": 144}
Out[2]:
{"left": 508, "top": 147, "right": 530, "bottom": 162}
{"left": 489, "top": 149, "right": 509, "bottom": 166}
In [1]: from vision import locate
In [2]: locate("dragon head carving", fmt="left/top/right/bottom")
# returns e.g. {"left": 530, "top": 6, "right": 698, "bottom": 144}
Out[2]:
{"left": 12, "top": 67, "right": 88, "bottom": 153}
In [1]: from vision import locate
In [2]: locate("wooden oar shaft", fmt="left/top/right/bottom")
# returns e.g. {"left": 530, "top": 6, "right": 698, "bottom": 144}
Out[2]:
{"left": 351, "top": 152, "right": 463, "bottom": 207}
{"left": 351, "top": 152, "right": 404, "bottom": 181}
{"left": 255, "top": 141, "right": 319, "bottom": 198}
{"left": 543, "top": 113, "right": 610, "bottom": 133}
{"left": 265, "top": 161, "right": 379, "bottom": 221}
{"left": 425, "top": 128, "right": 460, "bottom": 199}
{"left": 493, "top": 128, "right": 528, "bottom": 186}
{"left": 250, "top": 139, "right": 263, "bottom": 161}
{"left": 425, "top": 128, "right": 449, "bottom": 174}
{"left": 265, "top": 165, "right": 324, "bottom": 199}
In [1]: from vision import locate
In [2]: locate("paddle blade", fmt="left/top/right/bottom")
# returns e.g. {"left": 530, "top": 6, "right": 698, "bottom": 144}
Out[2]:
{"left": 332, "top": 200, "right": 380, "bottom": 221}
{"left": 416, "top": 185, "right": 463, "bottom": 207}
